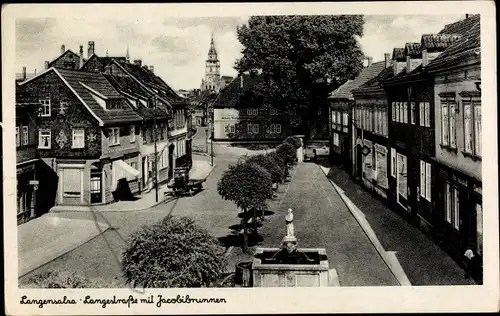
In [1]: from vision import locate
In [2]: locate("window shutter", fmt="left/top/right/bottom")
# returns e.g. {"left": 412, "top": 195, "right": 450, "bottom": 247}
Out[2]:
{"left": 424, "top": 102, "right": 430, "bottom": 127}
{"left": 464, "top": 102, "right": 473, "bottom": 152}
{"left": 441, "top": 103, "right": 448, "bottom": 145}
{"left": 419, "top": 102, "right": 425, "bottom": 126}
{"left": 425, "top": 162, "right": 431, "bottom": 201}
{"left": 474, "top": 103, "right": 481, "bottom": 155}
{"left": 450, "top": 103, "right": 456, "bottom": 147}
{"left": 63, "top": 168, "right": 81, "bottom": 194}
{"left": 420, "top": 160, "right": 425, "bottom": 197}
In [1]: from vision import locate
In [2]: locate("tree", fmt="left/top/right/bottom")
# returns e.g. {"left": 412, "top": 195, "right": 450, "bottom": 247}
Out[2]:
{"left": 283, "top": 136, "right": 302, "bottom": 149}
{"left": 267, "top": 151, "right": 289, "bottom": 178}
{"left": 245, "top": 154, "right": 284, "bottom": 185}
{"left": 276, "top": 142, "right": 297, "bottom": 165}
{"left": 217, "top": 161, "right": 273, "bottom": 253}
{"left": 235, "top": 16, "right": 364, "bottom": 139}
{"left": 121, "top": 216, "right": 226, "bottom": 288}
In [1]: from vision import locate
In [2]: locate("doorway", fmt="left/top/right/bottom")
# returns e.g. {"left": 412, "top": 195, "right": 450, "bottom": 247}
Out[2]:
{"left": 90, "top": 166, "right": 103, "bottom": 204}
{"left": 168, "top": 144, "right": 175, "bottom": 180}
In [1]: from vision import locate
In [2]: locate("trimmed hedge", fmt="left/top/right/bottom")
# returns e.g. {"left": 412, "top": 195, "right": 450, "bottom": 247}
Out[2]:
{"left": 122, "top": 216, "right": 226, "bottom": 288}
{"left": 245, "top": 154, "right": 284, "bottom": 184}
{"left": 283, "top": 136, "right": 302, "bottom": 149}
{"left": 276, "top": 142, "right": 297, "bottom": 165}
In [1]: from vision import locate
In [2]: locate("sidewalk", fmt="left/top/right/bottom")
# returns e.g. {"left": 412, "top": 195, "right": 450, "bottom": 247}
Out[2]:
{"left": 50, "top": 159, "right": 216, "bottom": 213}
{"left": 321, "top": 163, "right": 476, "bottom": 286}
{"left": 18, "top": 213, "right": 110, "bottom": 277}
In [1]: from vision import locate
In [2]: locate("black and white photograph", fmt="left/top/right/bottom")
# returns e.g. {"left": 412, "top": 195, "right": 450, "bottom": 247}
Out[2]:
{"left": 2, "top": 2, "right": 498, "bottom": 314}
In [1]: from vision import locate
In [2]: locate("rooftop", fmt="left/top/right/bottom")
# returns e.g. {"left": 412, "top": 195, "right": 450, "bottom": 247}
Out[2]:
{"left": 330, "top": 61, "right": 387, "bottom": 99}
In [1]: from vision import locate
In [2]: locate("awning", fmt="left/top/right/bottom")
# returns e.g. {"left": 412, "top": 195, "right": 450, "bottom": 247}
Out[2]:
{"left": 112, "top": 160, "right": 140, "bottom": 190}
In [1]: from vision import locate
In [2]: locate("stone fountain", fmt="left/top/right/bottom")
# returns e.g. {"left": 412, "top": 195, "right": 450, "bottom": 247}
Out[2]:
{"left": 252, "top": 209, "right": 340, "bottom": 287}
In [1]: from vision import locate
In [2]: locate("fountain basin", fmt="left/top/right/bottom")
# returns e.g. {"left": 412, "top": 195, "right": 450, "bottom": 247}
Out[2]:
{"left": 252, "top": 247, "right": 339, "bottom": 287}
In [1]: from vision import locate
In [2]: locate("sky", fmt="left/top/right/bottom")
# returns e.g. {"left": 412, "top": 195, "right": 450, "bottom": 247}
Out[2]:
{"left": 15, "top": 14, "right": 465, "bottom": 90}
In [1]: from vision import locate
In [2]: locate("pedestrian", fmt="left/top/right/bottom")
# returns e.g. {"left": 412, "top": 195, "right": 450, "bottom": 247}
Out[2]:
{"left": 463, "top": 240, "right": 476, "bottom": 280}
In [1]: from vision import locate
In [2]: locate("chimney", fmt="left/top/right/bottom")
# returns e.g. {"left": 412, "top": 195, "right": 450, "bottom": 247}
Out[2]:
{"left": 149, "top": 65, "right": 154, "bottom": 73}
{"left": 79, "top": 45, "right": 84, "bottom": 68}
{"left": 133, "top": 59, "right": 142, "bottom": 66}
{"left": 422, "top": 49, "right": 429, "bottom": 67}
{"left": 60, "top": 44, "right": 65, "bottom": 55}
{"left": 88, "top": 41, "right": 95, "bottom": 58}
{"left": 384, "top": 53, "right": 391, "bottom": 68}
{"left": 22, "top": 66, "right": 27, "bottom": 80}
{"left": 44, "top": 61, "right": 50, "bottom": 69}
{"left": 367, "top": 57, "right": 373, "bottom": 67}
{"left": 466, "top": 14, "right": 469, "bottom": 19}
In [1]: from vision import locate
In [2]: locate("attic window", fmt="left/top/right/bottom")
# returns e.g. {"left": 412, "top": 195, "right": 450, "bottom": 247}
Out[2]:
{"left": 107, "top": 99, "right": 122, "bottom": 110}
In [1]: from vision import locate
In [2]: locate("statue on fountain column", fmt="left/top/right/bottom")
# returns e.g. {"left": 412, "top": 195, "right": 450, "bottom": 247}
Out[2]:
{"left": 285, "top": 208, "right": 295, "bottom": 237}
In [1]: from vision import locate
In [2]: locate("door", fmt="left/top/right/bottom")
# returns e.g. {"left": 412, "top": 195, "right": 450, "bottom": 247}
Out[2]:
{"left": 168, "top": 144, "right": 175, "bottom": 180}
{"left": 90, "top": 168, "right": 102, "bottom": 204}
{"left": 61, "top": 167, "right": 83, "bottom": 205}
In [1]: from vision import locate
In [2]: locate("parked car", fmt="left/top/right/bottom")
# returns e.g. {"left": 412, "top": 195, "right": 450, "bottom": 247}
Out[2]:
{"left": 303, "top": 141, "right": 330, "bottom": 161}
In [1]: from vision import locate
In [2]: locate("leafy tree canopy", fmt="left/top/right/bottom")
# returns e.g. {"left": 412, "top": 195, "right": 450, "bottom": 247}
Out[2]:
{"left": 217, "top": 161, "right": 274, "bottom": 211}
{"left": 235, "top": 15, "right": 365, "bottom": 135}
{"left": 245, "top": 154, "right": 285, "bottom": 183}
{"left": 276, "top": 142, "right": 297, "bottom": 164}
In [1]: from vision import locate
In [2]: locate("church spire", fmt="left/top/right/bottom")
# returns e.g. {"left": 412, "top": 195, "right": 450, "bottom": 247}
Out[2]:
{"left": 126, "top": 45, "right": 130, "bottom": 63}
{"left": 106, "top": 49, "right": 109, "bottom": 57}
{"left": 208, "top": 32, "right": 218, "bottom": 61}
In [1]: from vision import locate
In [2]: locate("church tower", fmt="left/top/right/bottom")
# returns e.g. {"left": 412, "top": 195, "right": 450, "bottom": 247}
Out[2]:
{"left": 202, "top": 33, "right": 221, "bottom": 92}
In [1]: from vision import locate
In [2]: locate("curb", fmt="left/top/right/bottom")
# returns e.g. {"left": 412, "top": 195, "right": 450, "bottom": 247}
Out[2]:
{"left": 318, "top": 165, "right": 412, "bottom": 287}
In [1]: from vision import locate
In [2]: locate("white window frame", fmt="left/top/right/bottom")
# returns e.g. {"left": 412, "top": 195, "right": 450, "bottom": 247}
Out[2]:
{"left": 247, "top": 108, "right": 252, "bottom": 116}
{"left": 253, "top": 108, "right": 259, "bottom": 116}
{"left": 130, "top": 125, "right": 136, "bottom": 143}
{"left": 16, "top": 127, "right": 20, "bottom": 147}
{"left": 464, "top": 99, "right": 482, "bottom": 157}
{"left": 392, "top": 102, "right": 396, "bottom": 122}
{"left": 333, "top": 132, "right": 340, "bottom": 146}
{"left": 419, "top": 160, "right": 432, "bottom": 201}
{"left": 276, "top": 124, "right": 281, "bottom": 134}
{"left": 445, "top": 183, "right": 460, "bottom": 230}
{"left": 72, "top": 129, "right": 85, "bottom": 149}
{"left": 109, "top": 127, "right": 120, "bottom": 146}
{"left": 403, "top": 102, "right": 408, "bottom": 123}
{"left": 38, "top": 129, "right": 51, "bottom": 149}
{"left": 419, "top": 102, "right": 425, "bottom": 126}
{"left": 441, "top": 101, "right": 449, "bottom": 146}
{"left": 23, "top": 126, "right": 29, "bottom": 145}
{"left": 441, "top": 98, "right": 456, "bottom": 148}
{"left": 424, "top": 102, "right": 431, "bottom": 127}
{"left": 270, "top": 124, "right": 276, "bottom": 134}
{"left": 39, "top": 99, "right": 51, "bottom": 117}
{"left": 410, "top": 102, "right": 416, "bottom": 125}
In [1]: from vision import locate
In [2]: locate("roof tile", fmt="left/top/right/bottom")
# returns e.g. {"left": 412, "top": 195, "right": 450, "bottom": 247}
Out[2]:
{"left": 330, "top": 61, "right": 387, "bottom": 99}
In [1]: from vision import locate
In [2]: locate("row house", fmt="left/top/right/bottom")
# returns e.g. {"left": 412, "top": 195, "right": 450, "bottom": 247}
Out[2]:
{"left": 213, "top": 72, "right": 291, "bottom": 143}
{"left": 425, "top": 15, "right": 482, "bottom": 280}
{"left": 329, "top": 57, "right": 387, "bottom": 174}
{"left": 351, "top": 55, "right": 393, "bottom": 199}
{"left": 19, "top": 67, "right": 143, "bottom": 206}
{"left": 15, "top": 84, "right": 58, "bottom": 224}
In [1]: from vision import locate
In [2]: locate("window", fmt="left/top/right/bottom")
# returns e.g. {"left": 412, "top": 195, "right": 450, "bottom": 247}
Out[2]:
{"left": 403, "top": 102, "right": 408, "bottom": 123}
{"left": 441, "top": 101, "right": 449, "bottom": 146}
{"left": 392, "top": 102, "right": 396, "bottom": 121}
{"left": 390, "top": 148, "right": 396, "bottom": 177}
{"left": 270, "top": 124, "right": 276, "bottom": 134}
{"left": 247, "top": 108, "right": 252, "bottom": 116}
{"left": 248, "top": 123, "right": 259, "bottom": 134}
{"left": 270, "top": 124, "right": 282, "bottom": 134}
{"left": 397, "top": 153, "right": 407, "bottom": 199}
{"left": 420, "top": 160, "right": 431, "bottom": 201}
{"left": 38, "top": 130, "right": 51, "bottom": 149}
{"left": 410, "top": 102, "right": 416, "bottom": 125}
{"left": 441, "top": 98, "right": 456, "bottom": 147}
{"left": 109, "top": 127, "right": 120, "bottom": 145}
{"left": 424, "top": 102, "right": 430, "bottom": 127}
{"left": 476, "top": 203, "right": 483, "bottom": 255}
{"left": 130, "top": 125, "right": 136, "bottom": 143}
{"left": 16, "top": 127, "right": 20, "bottom": 147}
{"left": 23, "top": 126, "right": 29, "bottom": 145}
{"left": 230, "top": 124, "right": 235, "bottom": 134}
{"left": 39, "top": 99, "right": 51, "bottom": 117}
{"left": 395, "top": 102, "right": 400, "bottom": 122}
{"left": 253, "top": 108, "right": 259, "bottom": 116}
{"left": 464, "top": 99, "right": 482, "bottom": 156}
{"left": 333, "top": 133, "right": 340, "bottom": 146}
{"left": 375, "top": 146, "right": 388, "bottom": 189}
{"left": 445, "top": 183, "right": 460, "bottom": 230}
{"left": 72, "top": 129, "right": 85, "bottom": 148}
{"left": 419, "top": 102, "right": 425, "bottom": 126}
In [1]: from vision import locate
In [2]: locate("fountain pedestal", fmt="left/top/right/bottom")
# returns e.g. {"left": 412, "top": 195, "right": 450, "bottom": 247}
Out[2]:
{"left": 252, "top": 247, "right": 339, "bottom": 287}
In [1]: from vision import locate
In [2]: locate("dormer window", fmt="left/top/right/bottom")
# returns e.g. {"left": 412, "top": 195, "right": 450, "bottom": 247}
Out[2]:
{"left": 106, "top": 99, "right": 122, "bottom": 110}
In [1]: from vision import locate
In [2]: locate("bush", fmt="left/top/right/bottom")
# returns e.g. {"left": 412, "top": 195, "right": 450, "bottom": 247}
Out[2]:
{"left": 246, "top": 154, "right": 284, "bottom": 184}
{"left": 24, "top": 270, "right": 119, "bottom": 288}
{"left": 283, "top": 136, "right": 302, "bottom": 149}
{"left": 121, "top": 216, "right": 226, "bottom": 288}
{"left": 276, "top": 142, "right": 297, "bottom": 165}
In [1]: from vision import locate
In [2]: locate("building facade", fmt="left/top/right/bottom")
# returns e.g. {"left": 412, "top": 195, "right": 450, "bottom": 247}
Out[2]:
{"left": 351, "top": 57, "right": 393, "bottom": 199}
{"left": 426, "top": 15, "right": 482, "bottom": 281}
{"left": 16, "top": 84, "right": 58, "bottom": 224}
{"left": 212, "top": 72, "right": 291, "bottom": 143}
{"left": 19, "top": 68, "right": 143, "bottom": 206}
